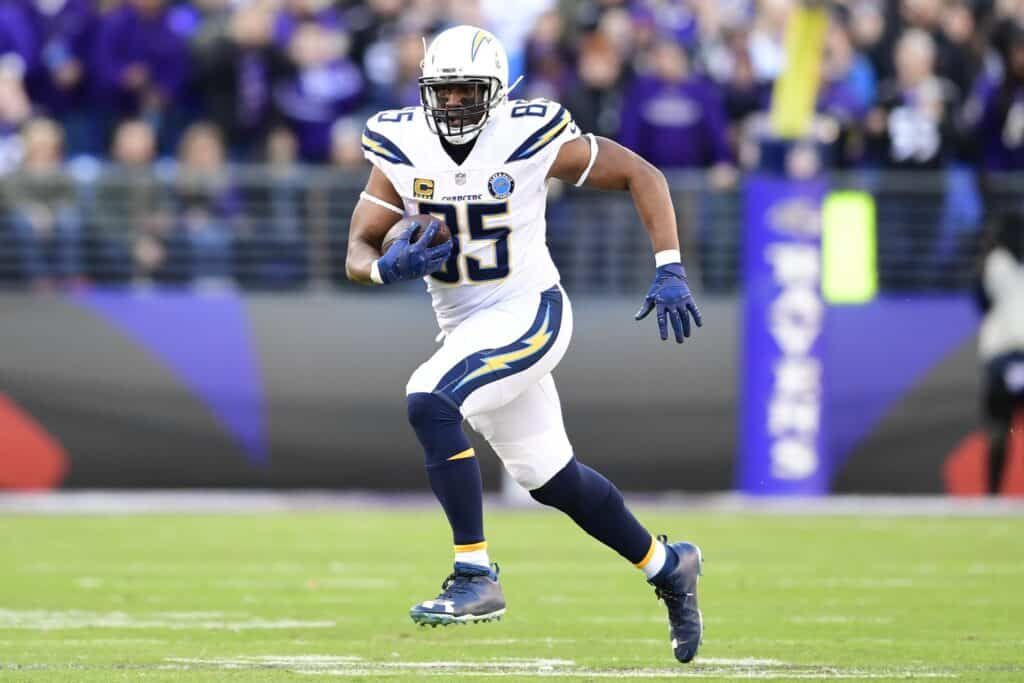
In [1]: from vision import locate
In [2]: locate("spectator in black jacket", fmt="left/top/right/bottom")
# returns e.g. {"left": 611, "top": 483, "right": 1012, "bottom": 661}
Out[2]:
{"left": 867, "top": 29, "right": 961, "bottom": 289}
{"left": 195, "top": 3, "right": 293, "bottom": 160}
{"left": 565, "top": 33, "right": 624, "bottom": 140}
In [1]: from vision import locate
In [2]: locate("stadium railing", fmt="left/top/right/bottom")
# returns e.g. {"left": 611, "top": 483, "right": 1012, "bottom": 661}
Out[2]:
{"left": 0, "top": 166, "right": 1008, "bottom": 293}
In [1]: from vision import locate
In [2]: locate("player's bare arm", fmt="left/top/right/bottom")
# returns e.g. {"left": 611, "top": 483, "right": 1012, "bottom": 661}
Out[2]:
{"left": 346, "top": 167, "right": 452, "bottom": 286}
{"left": 548, "top": 135, "right": 703, "bottom": 343}
{"left": 548, "top": 135, "right": 680, "bottom": 255}
{"left": 345, "top": 167, "right": 404, "bottom": 284}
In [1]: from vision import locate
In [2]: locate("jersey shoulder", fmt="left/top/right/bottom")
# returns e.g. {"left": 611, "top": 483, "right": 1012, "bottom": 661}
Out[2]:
{"left": 499, "top": 98, "right": 579, "bottom": 164}
{"left": 362, "top": 106, "right": 428, "bottom": 167}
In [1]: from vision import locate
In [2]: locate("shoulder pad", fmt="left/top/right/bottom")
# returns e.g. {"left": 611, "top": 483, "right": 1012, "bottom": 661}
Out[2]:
{"left": 362, "top": 108, "right": 417, "bottom": 166}
{"left": 505, "top": 99, "right": 576, "bottom": 163}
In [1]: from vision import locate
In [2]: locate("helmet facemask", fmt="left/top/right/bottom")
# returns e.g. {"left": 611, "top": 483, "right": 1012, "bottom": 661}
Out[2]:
{"left": 419, "top": 76, "right": 503, "bottom": 145}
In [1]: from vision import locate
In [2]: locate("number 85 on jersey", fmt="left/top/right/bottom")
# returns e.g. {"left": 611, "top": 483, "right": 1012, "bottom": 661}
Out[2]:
{"left": 418, "top": 201, "right": 510, "bottom": 284}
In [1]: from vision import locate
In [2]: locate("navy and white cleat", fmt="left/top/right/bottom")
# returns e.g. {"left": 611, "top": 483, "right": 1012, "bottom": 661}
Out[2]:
{"left": 649, "top": 535, "right": 703, "bottom": 663}
{"left": 409, "top": 562, "right": 506, "bottom": 627}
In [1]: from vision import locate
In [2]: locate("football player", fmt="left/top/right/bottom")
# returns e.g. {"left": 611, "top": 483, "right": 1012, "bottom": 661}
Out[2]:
{"left": 346, "top": 25, "right": 704, "bottom": 663}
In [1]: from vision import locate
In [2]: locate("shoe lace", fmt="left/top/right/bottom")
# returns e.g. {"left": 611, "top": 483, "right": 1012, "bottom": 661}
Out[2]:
{"left": 654, "top": 584, "right": 684, "bottom": 605}
{"left": 439, "top": 572, "right": 476, "bottom": 598}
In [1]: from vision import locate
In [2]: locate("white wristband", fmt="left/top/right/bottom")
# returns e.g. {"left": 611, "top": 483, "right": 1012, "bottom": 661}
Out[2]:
{"left": 654, "top": 249, "right": 682, "bottom": 268}
{"left": 370, "top": 259, "right": 384, "bottom": 284}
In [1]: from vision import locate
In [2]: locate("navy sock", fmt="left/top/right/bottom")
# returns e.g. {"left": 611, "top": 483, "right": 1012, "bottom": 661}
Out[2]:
{"left": 530, "top": 457, "right": 652, "bottom": 565}
{"left": 407, "top": 392, "right": 484, "bottom": 546}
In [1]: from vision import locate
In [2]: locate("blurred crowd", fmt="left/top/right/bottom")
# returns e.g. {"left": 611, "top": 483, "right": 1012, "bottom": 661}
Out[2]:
{"left": 3, "top": 0, "right": 1024, "bottom": 288}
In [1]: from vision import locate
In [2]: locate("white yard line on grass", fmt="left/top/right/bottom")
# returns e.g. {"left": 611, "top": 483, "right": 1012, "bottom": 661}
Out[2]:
{"left": 0, "top": 638, "right": 166, "bottom": 646}
{"left": 967, "top": 563, "right": 1024, "bottom": 575}
{"left": 163, "top": 654, "right": 959, "bottom": 679}
{"left": 0, "top": 609, "right": 336, "bottom": 631}
{"left": 577, "top": 616, "right": 665, "bottom": 624}
{"left": 213, "top": 577, "right": 399, "bottom": 589}
{"left": 786, "top": 616, "right": 894, "bottom": 624}
{"left": 776, "top": 577, "right": 918, "bottom": 589}
{"left": 74, "top": 577, "right": 103, "bottom": 589}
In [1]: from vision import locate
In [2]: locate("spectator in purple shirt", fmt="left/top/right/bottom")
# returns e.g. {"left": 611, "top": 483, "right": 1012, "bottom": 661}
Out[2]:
{"left": 24, "top": 0, "right": 95, "bottom": 113}
{"left": 0, "top": 60, "right": 33, "bottom": 174}
{"left": 274, "top": 0, "right": 345, "bottom": 49}
{"left": 390, "top": 31, "right": 427, "bottom": 109}
{"left": 523, "top": 11, "right": 574, "bottom": 101}
{"left": 274, "top": 22, "right": 364, "bottom": 162}
{"left": 970, "top": 24, "right": 1024, "bottom": 172}
{"left": 618, "top": 40, "right": 732, "bottom": 170}
{"left": 629, "top": 0, "right": 702, "bottom": 50}
{"left": 0, "top": 2, "right": 38, "bottom": 79}
{"left": 0, "top": 2, "right": 37, "bottom": 165}
{"left": 91, "top": 0, "right": 190, "bottom": 147}
{"left": 24, "top": 0, "right": 98, "bottom": 156}
{"left": 817, "top": 22, "right": 870, "bottom": 167}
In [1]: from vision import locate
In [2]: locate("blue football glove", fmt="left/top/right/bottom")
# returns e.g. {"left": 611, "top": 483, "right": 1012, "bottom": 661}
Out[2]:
{"left": 635, "top": 263, "right": 703, "bottom": 343}
{"left": 376, "top": 218, "right": 453, "bottom": 284}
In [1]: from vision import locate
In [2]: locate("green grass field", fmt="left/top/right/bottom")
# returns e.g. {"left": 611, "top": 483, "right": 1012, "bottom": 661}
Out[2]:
{"left": 2, "top": 508, "right": 1023, "bottom": 681}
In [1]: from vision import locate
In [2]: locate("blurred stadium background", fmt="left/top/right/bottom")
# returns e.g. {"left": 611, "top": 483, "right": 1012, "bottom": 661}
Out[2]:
{"left": 2, "top": 1, "right": 1024, "bottom": 680}
{"left": 1, "top": 0, "right": 1022, "bottom": 496}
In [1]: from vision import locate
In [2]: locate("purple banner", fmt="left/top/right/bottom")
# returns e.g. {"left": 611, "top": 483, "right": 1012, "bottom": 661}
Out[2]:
{"left": 739, "top": 175, "right": 829, "bottom": 494}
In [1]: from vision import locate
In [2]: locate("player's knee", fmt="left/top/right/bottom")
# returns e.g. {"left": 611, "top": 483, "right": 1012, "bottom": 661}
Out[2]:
{"left": 489, "top": 426, "right": 574, "bottom": 490}
{"left": 505, "top": 463, "right": 545, "bottom": 491}
{"left": 406, "top": 392, "right": 461, "bottom": 431}
{"left": 508, "top": 452, "right": 573, "bottom": 490}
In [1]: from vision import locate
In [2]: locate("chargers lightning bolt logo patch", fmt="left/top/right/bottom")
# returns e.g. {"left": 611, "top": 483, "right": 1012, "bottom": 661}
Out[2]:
{"left": 454, "top": 308, "right": 553, "bottom": 390}
{"left": 433, "top": 287, "right": 564, "bottom": 407}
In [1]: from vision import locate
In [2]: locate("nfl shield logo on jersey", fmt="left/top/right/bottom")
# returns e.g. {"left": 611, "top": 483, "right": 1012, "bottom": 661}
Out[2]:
{"left": 488, "top": 172, "right": 515, "bottom": 200}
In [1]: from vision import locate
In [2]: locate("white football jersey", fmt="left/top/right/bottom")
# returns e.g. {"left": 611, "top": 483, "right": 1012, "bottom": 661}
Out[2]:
{"left": 362, "top": 99, "right": 581, "bottom": 331}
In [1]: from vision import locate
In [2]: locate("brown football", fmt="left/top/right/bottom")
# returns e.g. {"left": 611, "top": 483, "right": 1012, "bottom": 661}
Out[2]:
{"left": 381, "top": 214, "right": 452, "bottom": 253}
